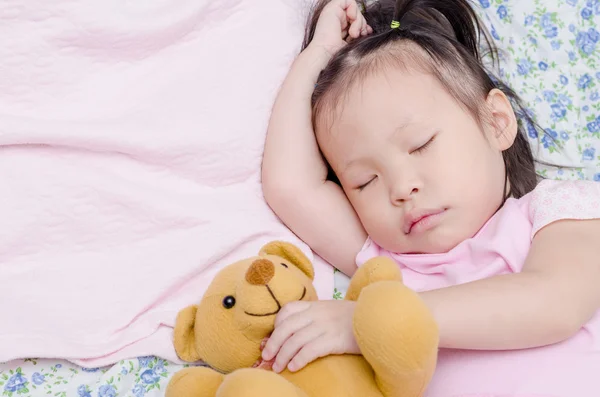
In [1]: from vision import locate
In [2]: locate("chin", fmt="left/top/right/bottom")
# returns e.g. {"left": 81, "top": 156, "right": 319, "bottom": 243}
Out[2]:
{"left": 399, "top": 233, "right": 465, "bottom": 255}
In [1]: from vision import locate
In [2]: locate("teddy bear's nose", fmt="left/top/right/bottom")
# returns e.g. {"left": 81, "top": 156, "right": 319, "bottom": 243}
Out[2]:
{"left": 246, "top": 259, "right": 275, "bottom": 286}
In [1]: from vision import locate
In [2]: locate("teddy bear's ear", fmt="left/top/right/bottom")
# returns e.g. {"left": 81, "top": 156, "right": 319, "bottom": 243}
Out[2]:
{"left": 259, "top": 241, "right": 314, "bottom": 280}
{"left": 173, "top": 305, "right": 202, "bottom": 363}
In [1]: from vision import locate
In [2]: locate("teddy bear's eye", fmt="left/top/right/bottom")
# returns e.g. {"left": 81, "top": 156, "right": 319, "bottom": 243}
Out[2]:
{"left": 280, "top": 263, "right": 288, "bottom": 268}
{"left": 222, "top": 295, "right": 236, "bottom": 309}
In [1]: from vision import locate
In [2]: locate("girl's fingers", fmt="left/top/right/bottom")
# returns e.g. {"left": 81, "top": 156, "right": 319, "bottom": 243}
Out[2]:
{"left": 344, "top": 0, "right": 359, "bottom": 24}
{"left": 272, "top": 325, "right": 325, "bottom": 373}
{"left": 262, "top": 303, "right": 312, "bottom": 361}
{"left": 287, "top": 337, "right": 332, "bottom": 373}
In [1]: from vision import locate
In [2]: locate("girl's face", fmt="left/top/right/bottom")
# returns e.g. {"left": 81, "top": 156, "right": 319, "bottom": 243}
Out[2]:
{"left": 316, "top": 67, "right": 517, "bottom": 254}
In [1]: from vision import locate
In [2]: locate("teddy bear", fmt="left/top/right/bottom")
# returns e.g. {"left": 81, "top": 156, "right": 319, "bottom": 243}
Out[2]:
{"left": 165, "top": 241, "right": 439, "bottom": 397}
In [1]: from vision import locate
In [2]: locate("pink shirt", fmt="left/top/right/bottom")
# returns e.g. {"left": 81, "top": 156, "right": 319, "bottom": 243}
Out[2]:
{"left": 356, "top": 180, "right": 600, "bottom": 397}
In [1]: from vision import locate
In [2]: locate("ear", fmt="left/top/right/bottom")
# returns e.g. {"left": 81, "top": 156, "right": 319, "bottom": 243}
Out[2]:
{"left": 485, "top": 88, "right": 518, "bottom": 151}
{"left": 259, "top": 241, "right": 315, "bottom": 280}
{"left": 173, "top": 305, "right": 202, "bottom": 362}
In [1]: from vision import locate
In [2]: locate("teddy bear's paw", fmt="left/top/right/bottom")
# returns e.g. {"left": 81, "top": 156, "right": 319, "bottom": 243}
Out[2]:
{"left": 354, "top": 281, "right": 438, "bottom": 397}
{"left": 216, "top": 368, "right": 309, "bottom": 397}
{"left": 345, "top": 256, "right": 403, "bottom": 301}
{"left": 166, "top": 366, "right": 224, "bottom": 397}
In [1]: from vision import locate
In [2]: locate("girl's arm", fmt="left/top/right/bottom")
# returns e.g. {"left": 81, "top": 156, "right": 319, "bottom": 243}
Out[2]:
{"left": 420, "top": 218, "right": 600, "bottom": 350}
{"left": 262, "top": 1, "right": 369, "bottom": 277}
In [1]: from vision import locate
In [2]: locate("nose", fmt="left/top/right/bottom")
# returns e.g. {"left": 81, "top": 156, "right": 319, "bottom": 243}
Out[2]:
{"left": 246, "top": 259, "right": 275, "bottom": 285}
{"left": 390, "top": 177, "right": 419, "bottom": 205}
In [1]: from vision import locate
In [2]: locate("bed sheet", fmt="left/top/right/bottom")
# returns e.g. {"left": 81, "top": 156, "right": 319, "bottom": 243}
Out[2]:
{"left": 2, "top": 0, "right": 600, "bottom": 395}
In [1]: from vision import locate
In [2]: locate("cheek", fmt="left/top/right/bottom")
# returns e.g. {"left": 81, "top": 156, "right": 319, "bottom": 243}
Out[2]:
{"left": 350, "top": 192, "right": 392, "bottom": 233}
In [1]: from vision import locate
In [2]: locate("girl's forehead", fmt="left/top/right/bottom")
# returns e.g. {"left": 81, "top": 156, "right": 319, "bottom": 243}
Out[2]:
{"left": 333, "top": 69, "right": 447, "bottom": 129}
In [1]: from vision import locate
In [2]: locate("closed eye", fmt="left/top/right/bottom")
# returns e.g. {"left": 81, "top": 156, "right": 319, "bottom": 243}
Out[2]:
{"left": 411, "top": 135, "right": 436, "bottom": 154}
{"left": 357, "top": 176, "right": 376, "bottom": 191}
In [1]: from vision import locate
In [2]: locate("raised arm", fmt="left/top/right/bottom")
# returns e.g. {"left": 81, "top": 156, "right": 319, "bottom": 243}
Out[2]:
{"left": 261, "top": 0, "right": 370, "bottom": 276}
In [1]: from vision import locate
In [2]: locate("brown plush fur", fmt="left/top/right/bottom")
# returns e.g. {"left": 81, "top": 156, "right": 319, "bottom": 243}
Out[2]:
{"left": 166, "top": 241, "right": 439, "bottom": 397}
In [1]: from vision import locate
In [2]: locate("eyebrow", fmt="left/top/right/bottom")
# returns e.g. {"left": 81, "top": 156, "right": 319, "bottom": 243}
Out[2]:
{"left": 340, "top": 118, "right": 416, "bottom": 173}
{"left": 390, "top": 119, "right": 415, "bottom": 141}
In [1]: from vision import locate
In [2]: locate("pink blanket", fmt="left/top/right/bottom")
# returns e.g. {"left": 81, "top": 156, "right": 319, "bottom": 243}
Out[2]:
{"left": 0, "top": 0, "right": 334, "bottom": 367}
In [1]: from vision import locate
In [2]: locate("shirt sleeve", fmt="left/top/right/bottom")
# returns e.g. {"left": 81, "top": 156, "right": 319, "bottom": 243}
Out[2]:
{"left": 529, "top": 179, "right": 600, "bottom": 238}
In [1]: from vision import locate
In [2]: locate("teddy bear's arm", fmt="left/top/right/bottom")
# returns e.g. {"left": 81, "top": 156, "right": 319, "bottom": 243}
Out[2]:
{"left": 217, "top": 368, "right": 309, "bottom": 397}
{"left": 166, "top": 366, "right": 224, "bottom": 397}
{"left": 345, "top": 256, "right": 403, "bottom": 301}
{"left": 353, "top": 280, "right": 439, "bottom": 397}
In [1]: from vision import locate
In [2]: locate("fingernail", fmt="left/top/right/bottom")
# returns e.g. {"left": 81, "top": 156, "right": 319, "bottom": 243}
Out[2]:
{"left": 288, "top": 363, "right": 296, "bottom": 372}
{"left": 272, "top": 364, "right": 280, "bottom": 373}
{"left": 262, "top": 350, "right": 271, "bottom": 360}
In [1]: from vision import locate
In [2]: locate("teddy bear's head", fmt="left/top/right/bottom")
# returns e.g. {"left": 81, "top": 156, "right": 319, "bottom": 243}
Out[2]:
{"left": 172, "top": 241, "right": 319, "bottom": 373}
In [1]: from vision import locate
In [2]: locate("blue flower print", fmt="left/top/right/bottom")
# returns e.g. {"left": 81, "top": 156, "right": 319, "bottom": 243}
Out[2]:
{"left": 546, "top": 128, "right": 559, "bottom": 139}
{"left": 55, "top": 364, "right": 62, "bottom": 369}
{"left": 78, "top": 385, "right": 92, "bottom": 397}
{"left": 32, "top": 372, "right": 45, "bottom": 385}
{"left": 584, "top": 105, "right": 590, "bottom": 112}
{"left": 582, "top": 147, "right": 596, "bottom": 161}
{"left": 551, "top": 103, "right": 567, "bottom": 119}
{"left": 81, "top": 367, "right": 100, "bottom": 373}
{"left": 582, "top": 7, "right": 593, "bottom": 19}
{"left": 526, "top": 122, "right": 538, "bottom": 138}
{"left": 524, "top": 15, "right": 534, "bottom": 26}
{"left": 579, "top": 74, "right": 593, "bottom": 89}
{"left": 569, "top": 51, "right": 577, "bottom": 61}
{"left": 587, "top": 121, "right": 599, "bottom": 133}
{"left": 560, "top": 131, "right": 570, "bottom": 140}
{"left": 132, "top": 384, "right": 146, "bottom": 397}
{"left": 154, "top": 360, "right": 166, "bottom": 374}
{"left": 497, "top": 5, "right": 507, "bottom": 19}
{"left": 479, "top": 0, "right": 490, "bottom": 8}
{"left": 543, "top": 90, "right": 557, "bottom": 102}
{"left": 138, "top": 356, "right": 152, "bottom": 368}
{"left": 491, "top": 26, "right": 500, "bottom": 40}
{"left": 4, "top": 373, "right": 28, "bottom": 393}
{"left": 588, "top": 0, "right": 598, "bottom": 6}
{"left": 98, "top": 384, "right": 117, "bottom": 397}
{"left": 121, "top": 368, "right": 128, "bottom": 375}
{"left": 551, "top": 40, "right": 561, "bottom": 50}
{"left": 597, "top": 72, "right": 600, "bottom": 80}
{"left": 569, "top": 23, "right": 577, "bottom": 32}
{"left": 517, "top": 58, "right": 532, "bottom": 75}
{"left": 530, "top": 37, "right": 538, "bottom": 45}
{"left": 540, "top": 13, "right": 552, "bottom": 28}
{"left": 594, "top": 173, "right": 600, "bottom": 182}
{"left": 560, "top": 75, "right": 569, "bottom": 85}
{"left": 140, "top": 369, "right": 160, "bottom": 385}
{"left": 545, "top": 26, "right": 558, "bottom": 38}
{"left": 567, "top": 0, "right": 579, "bottom": 5}
{"left": 542, "top": 134, "right": 555, "bottom": 148}
{"left": 577, "top": 30, "right": 598, "bottom": 55}
{"left": 538, "top": 61, "right": 548, "bottom": 70}
{"left": 559, "top": 94, "right": 572, "bottom": 106}
{"left": 541, "top": 129, "right": 558, "bottom": 149}
{"left": 591, "top": 91, "right": 600, "bottom": 101}
{"left": 596, "top": 3, "right": 600, "bottom": 14}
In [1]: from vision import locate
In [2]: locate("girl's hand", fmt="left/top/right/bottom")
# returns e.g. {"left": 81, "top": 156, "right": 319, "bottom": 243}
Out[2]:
{"left": 310, "top": 0, "right": 373, "bottom": 56}
{"left": 261, "top": 300, "right": 360, "bottom": 373}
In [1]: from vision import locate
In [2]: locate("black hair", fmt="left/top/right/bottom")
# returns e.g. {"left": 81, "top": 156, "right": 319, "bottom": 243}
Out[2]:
{"left": 302, "top": 0, "right": 542, "bottom": 198}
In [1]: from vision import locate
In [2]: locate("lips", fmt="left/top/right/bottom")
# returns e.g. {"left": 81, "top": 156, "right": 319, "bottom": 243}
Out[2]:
{"left": 403, "top": 208, "right": 446, "bottom": 234}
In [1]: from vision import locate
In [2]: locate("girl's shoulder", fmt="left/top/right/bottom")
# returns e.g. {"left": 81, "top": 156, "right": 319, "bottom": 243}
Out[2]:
{"left": 527, "top": 179, "right": 600, "bottom": 237}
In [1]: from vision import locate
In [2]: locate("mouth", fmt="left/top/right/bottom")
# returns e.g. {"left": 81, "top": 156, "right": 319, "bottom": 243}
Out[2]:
{"left": 404, "top": 208, "right": 446, "bottom": 235}
{"left": 244, "top": 286, "right": 307, "bottom": 317}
